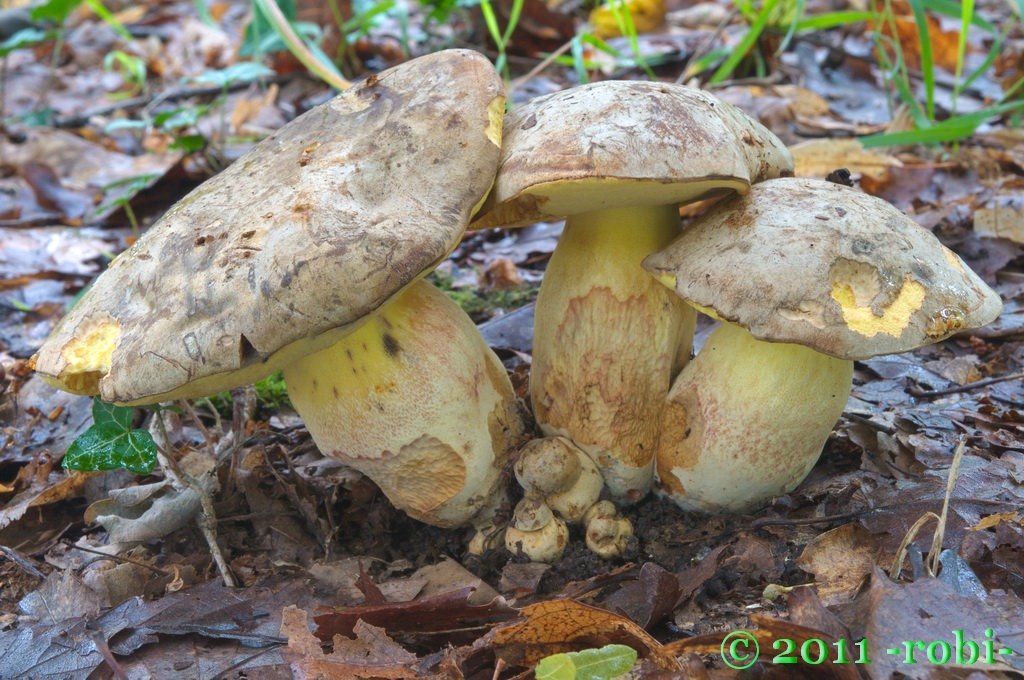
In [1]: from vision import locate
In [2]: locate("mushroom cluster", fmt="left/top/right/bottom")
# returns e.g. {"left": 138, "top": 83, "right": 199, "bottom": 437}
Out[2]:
{"left": 31, "top": 49, "right": 1002, "bottom": 565}
{"left": 472, "top": 81, "right": 793, "bottom": 506}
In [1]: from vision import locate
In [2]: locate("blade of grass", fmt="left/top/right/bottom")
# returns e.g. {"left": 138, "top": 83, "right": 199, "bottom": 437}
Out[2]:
{"left": 959, "top": 28, "right": 1003, "bottom": 96}
{"left": 710, "top": 0, "right": 779, "bottom": 83}
{"left": 861, "top": 99, "right": 1024, "bottom": 146}
{"left": 83, "top": 0, "right": 131, "bottom": 41}
{"left": 907, "top": 0, "right": 935, "bottom": 121}
{"left": 252, "top": 0, "right": 349, "bottom": 90}
{"left": 606, "top": 0, "right": 656, "bottom": 79}
{"left": 794, "top": 10, "right": 873, "bottom": 31}
{"left": 922, "top": 0, "right": 995, "bottom": 32}
{"left": 777, "top": 0, "right": 806, "bottom": 54}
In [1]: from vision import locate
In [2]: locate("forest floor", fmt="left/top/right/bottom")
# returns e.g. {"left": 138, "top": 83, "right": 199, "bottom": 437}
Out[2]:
{"left": 0, "top": 0, "right": 1023, "bottom": 677}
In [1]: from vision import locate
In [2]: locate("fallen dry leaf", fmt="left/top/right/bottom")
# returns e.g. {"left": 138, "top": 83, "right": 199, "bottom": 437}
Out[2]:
{"left": 790, "top": 138, "right": 903, "bottom": 184}
{"left": 490, "top": 598, "right": 680, "bottom": 671}
{"left": 796, "top": 523, "right": 879, "bottom": 606}
{"left": 281, "top": 605, "right": 418, "bottom": 680}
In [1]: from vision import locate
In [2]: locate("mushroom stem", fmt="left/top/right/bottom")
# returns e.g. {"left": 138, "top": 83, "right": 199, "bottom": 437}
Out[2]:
{"left": 283, "top": 279, "right": 525, "bottom": 528}
{"left": 531, "top": 204, "right": 695, "bottom": 502}
{"left": 656, "top": 320, "right": 853, "bottom": 513}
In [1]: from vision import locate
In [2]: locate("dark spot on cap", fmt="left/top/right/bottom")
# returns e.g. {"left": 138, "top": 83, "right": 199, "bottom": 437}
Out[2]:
{"left": 382, "top": 333, "right": 401, "bottom": 358}
{"left": 852, "top": 239, "right": 873, "bottom": 255}
{"left": 521, "top": 114, "right": 538, "bottom": 130}
{"left": 241, "top": 230, "right": 256, "bottom": 239}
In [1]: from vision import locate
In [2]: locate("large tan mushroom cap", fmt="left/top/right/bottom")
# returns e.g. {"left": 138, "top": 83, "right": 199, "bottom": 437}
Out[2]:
{"left": 470, "top": 81, "right": 792, "bottom": 229}
{"left": 643, "top": 178, "right": 1002, "bottom": 359}
{"left": 33, "top": 49, "right": 505, "bottom": 405}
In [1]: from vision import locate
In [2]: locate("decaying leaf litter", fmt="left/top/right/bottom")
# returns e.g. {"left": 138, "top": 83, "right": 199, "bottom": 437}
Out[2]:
{"left": 0, "top": 0, "right": 1023, "bottom": 676}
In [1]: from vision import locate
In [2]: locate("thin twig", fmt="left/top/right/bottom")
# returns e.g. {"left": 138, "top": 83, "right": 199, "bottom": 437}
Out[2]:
{"left": 507, "top": 39, "right": 574, "bottom": 99}
{"left": 0, "top": 544, "right": 46, "bottom": 579}
{"left": 63, "top": 540, "right": 171, "bottom": 576}
{"left": 153, "top": 411, "right": 237, "bottom": 588}
{"left": 89, "top": 629, "right": 130, "bottom": 680}
{"left": 908, "top": 370, "right": 1024, "bottom": 397}
{"left": 50, "top": 75, "right": 297, "bottom": 128}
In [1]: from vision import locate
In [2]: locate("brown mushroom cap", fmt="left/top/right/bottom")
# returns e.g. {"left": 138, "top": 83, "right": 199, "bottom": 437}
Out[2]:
{"left": 470, "top": 81, "right": 792, "bottom": 230}
{"left": 33, "top": 50, "right": 504, "bottom": 404}
{"left": 642, "top": 178, "right": 1002, "bottom": 360}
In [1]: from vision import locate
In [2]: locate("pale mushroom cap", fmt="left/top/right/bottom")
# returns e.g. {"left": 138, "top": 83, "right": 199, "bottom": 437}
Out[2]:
{"left": 470, "top": 81, "right": 793, "bottom": 229}
{"left": 642, "top": 178, "right": 1003, "bottom": 360}
{"left": 33, "top": 49, "right": 505, "bottom": 404}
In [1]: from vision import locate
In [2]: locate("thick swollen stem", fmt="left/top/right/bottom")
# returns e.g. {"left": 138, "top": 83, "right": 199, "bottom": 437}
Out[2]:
{"left": 656, "top": 321, "right": 854, "bottom": 513}
{"left": 530, "top": 205, "right": 695, "bottom": 501}
{"left": 284, "top": 280, "right": 525, "bottom": 528}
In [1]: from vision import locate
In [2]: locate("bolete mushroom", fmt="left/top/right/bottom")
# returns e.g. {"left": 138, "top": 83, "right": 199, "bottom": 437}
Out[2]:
{"left": 514, "top": 436, "right": 603, "bottom": 523}
{"left": 32, "top": 50, "right": 524, "bottom": 535}
{"left": 642, "top": 178, "right": 1002, "bottom": 513}
{"left": 471, "top": 81, "right": 792, "bottom": 501}
{"left": 505, "top": 496, "right": 569, "bottom": 563}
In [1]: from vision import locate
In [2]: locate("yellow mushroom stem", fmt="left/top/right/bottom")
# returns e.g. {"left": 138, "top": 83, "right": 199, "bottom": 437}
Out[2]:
{"left": 656, "top": 319, "right": 853, "bottom": 514}
{"left": 530, "top": 204, "right": 695, "bottom": 502}
{"left": 284, "top": 279, "right": 524, "bottom": 532}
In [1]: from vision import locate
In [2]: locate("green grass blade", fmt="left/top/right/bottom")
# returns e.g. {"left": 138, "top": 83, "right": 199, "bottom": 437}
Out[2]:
{"left": 83, "top": 0, "right": 131, "bottom": 41}
{"left": 570, "top": 34, "right": 589, "bottom": 83}
{"left": 907, "top": 0, "right": 934, "bottom": 121}
{"left": 253, "top": 0, "right": 349, "bottom": 89}
{"left": 777, "top": 0, "right": 806, "bottom": 54}
{"left": 861, "top": 99, "right": 1024, "bottom": 146}
{"left": 959, "top": 28, "right": 1002, "bottom": 95}
{"left": 710, "top": 0, "right": 779, "bottom": 84}
{"left": 794, "top": 10, "right": 874, "bottom": 30}
{"left": 922, "top": 0, "right": 995, "bottom": 32}
{"left": 501, "top": 0, "right": 524, "bottom": 45}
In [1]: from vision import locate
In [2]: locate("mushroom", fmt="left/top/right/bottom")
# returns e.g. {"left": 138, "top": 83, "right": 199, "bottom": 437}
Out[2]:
{"left": 642, "top": 178, "right": 1002, "bottom": 513}
{"left": 583, "top": 500, "right": 634, "bottom": 559}
{"left": 505, "top": 496, "right": 569, "bottom": 563}
{"left": 32, "top": 50, "right": 525, "bottom": 535}
{"left": 514, "top": 436, "right": 602, "bottom": 523}
{"left": 472, "top": 81, "right": 792, "bottom": 502}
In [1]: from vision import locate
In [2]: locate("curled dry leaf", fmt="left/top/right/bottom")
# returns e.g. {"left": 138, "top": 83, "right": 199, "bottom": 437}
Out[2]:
{"left": 490, "top": 598, "right": 680, "bottom": 671}
{"left": 796, "top": 523, "right": 880, "bottom": 606}
{"left": 281, "top": 605, "right": 418, "bottom": 680}
{"left": 84, "top": 453, "right": 216, "bottom": 544}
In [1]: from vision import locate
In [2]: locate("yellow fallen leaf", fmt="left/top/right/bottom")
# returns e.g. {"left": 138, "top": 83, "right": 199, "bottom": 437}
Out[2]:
{"left": 491, "top": 598, "right": 680, "bottom": 670}
{"left": 790, "top": 138, "right": 903, "bottom": 183}
{"left": 589, "top": 0, "right": 665, "bottom": 38}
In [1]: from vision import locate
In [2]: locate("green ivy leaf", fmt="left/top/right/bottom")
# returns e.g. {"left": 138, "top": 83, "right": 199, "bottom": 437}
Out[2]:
{"left": 63, "top": 398, "right": 157, "bottom": 475}
{"left": 536, "top": 644, "right": 638, "bottom": 680}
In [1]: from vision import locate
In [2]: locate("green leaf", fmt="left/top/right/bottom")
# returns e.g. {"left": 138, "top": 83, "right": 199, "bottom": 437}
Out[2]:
{"left": 30, "top": 0, "right": 82, "bottom": 23}
{"left": 63, "top": 398, "right": 157, "bottom": 475}
{"left": 536, "top": 645, "right": 638, "bottom": 680}
{"left": 536, "top": 653, "right": 577, "bottom": 680}
{"left": 169, "top": 134, "right": 207, "bottom": 153}
{"left": 193, "top": 62, "right": 275, "bottom": 88}
{"left": 0, "top": 28, "right": 49, "bottom": 56}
